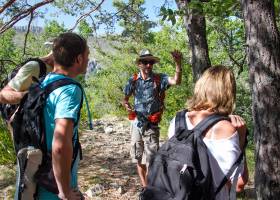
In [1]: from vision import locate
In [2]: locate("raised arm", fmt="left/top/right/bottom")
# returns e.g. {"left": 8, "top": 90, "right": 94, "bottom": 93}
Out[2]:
{"left": 168, "top": 50, "right": 183, "bottom": 86}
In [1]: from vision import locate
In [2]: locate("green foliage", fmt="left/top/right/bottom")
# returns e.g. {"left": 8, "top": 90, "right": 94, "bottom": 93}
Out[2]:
{"left": 78, "top": 20, "right": 93, "bottom": 39}
{"left": 235, "top": 69, "right": 253, "bottom": 145}
{"left": 42, "top": 20, "right": 66, "bottom": 40}
{"left": 0, "top": 120, "right": 16, "bottom": 165}
{"left": 0, "top": 29, "right": 21, "bottom": 80}
{"left": 159, "top": 7, "right": 178, "bottom": 25}
{"left": 113, "top": 0, "right": 156, "bottom": 43}
{"left": 203, "top": 0, "right": 241, "bottom": 19}
{"left": 206, "top": 16, "right": 253, "bottom": 143}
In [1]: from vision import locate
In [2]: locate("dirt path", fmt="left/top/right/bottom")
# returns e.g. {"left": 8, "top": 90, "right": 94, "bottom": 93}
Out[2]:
{"left": 78, "top": 117, "right": 142, "bottom": 199}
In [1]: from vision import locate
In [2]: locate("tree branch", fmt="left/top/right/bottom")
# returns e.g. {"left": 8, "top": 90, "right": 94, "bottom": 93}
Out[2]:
{"left": 23, "top": 11, "right": 34, "bottom": 56}
{"left": 0, "top": 0, "right": 16, "bottom": 14}
{"left": 68, "top": 0, "right": 105, "bottom": 32}
{"left": 0, "top": 0, "right": 54, "bottom": 35}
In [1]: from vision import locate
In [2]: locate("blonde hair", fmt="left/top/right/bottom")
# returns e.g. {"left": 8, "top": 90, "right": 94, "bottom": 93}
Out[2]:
{"left": 187, "top": 65, "right": 236, "bottom": 115}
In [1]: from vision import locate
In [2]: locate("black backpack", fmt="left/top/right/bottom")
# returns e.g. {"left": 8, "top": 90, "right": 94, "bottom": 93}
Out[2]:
{"left": 0, "top": 58, "right": 47, "bottom": 120}
{"left": 12, "top": 78, "right": 83, "bottom": 199}
{"left": 140, "top": 110, "right": 244, "bottom": 200}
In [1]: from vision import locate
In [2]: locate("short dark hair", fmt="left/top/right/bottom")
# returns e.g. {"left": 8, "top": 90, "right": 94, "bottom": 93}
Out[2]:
{"left": 52, "top": 32, "right": 87, "bottom": 68}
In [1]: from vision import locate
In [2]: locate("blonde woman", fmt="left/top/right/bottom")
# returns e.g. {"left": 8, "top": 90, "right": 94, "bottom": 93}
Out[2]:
{"left": 168, "top": 65, "right": 248, "bottom": 199}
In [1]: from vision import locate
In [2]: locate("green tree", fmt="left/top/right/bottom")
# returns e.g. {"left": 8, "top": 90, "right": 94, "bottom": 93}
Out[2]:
{"left": 78, "top": 20, "right": 93, "bottom": 39}
{"left": 113, "top": 0, "right": 156, "bottom": 43}
{"left": 0, "top": 28, "right": 18, "bottom": 164}
{"left": 0, "top": 28, "right": 19, "bottom": 79}
{"left": 42, "top": 20, "right": 66, "bottom": 40}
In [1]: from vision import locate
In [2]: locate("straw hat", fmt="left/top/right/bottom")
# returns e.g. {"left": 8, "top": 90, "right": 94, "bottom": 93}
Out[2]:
{"left": 136, "top": 49, "right": 160, "bottom": 64}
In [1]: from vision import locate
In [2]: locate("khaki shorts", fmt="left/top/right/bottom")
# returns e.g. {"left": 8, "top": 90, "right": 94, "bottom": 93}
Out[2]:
{"left": 130, "top": 121, "right": 160, "bottom": 166}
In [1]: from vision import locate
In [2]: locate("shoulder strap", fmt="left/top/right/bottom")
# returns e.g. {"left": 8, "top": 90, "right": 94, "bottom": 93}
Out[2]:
{"left": 45, "top": 78, "right": 82, "bottom": 97}
{"left": 133, "top": 73, "right": 138, "bottom": 81}
{"left": 153, "top": 73, "right": 161, "bottom": 87}
{"left": 131, "top": 73, "right": 138, "bottom": 94}
{"left": 43, "top": 78, "right": 83, "bottom": 162}
{"left": 193, "top": 114, "right": 229, "bottom": 138}
{"left": 175, "top": 109, "right": 188, "bottom": 135}
{"left": 27, "top": 58, "right": 47, "bottom": 78}
{"left": 215, "top": 152, "right": 244, "bottom": 196}
{"left": 37, "top": 58, "right": 47, "bottom": 78}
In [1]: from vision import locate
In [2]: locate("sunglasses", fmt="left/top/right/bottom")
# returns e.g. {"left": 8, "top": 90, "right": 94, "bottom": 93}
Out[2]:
{"left": 141, "top": 60, "right": 155, "bottom": 65}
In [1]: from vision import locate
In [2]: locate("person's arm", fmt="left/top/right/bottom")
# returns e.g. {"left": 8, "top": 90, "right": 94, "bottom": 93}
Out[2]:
{"left": 236, "top": 159, "right": 249, "bottom": 192}
{"left": 122, "top": 78, "right": 134, "bottom": 113}
{"left": 0, "top": 85, "right": 27, "bottom": 104}
{"left": 52, "top": 118, "right": 81, "bottom": 200}
{"left": 227, "top": 115, "right": 249, "bottom": 192}
{"left": 168, "top": 50, "right": 183, "bottom": 85}
{"left": 229, "top": 115, "right": 247, "bottom": 151}
{"left": 122, "top": 95, "right": 133, "bottom": 113}
{"left": 0, "top": 61, "right": 41, "bottom": 104}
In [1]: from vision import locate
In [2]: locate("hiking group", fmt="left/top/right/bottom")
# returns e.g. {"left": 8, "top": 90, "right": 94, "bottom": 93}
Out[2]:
{"left": 0, "top": 32, "right": 249, "bottom": 200}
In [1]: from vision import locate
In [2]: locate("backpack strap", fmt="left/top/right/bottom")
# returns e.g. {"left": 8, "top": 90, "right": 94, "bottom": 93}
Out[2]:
{"left": 175, "top": 109, "right": 188, "bottom": 136}
{"left": 215, "top": 152, "right": 244, "bottom": 196}
{"left": 43, "top": 78, "right": 83, "bottom": 162}
{"left": 23, "top": 58, "right": 47, "bottom": 78}
{"left": 131, "top": 73, "right": 138, "bottom": 95}
{"left": 175, "top": 112, "right": 229, "bottom": 140}
{"left": 34, "top": 58, "right": 47, "bottom": 78}
{"left": 215, "top": 128, "right": 249, "bottom": 198}
{"left": 193, "top": 114, "right": 229, "bottom": 138}
{"left": 153, "top": 73, "right": 165, "bottom": 111}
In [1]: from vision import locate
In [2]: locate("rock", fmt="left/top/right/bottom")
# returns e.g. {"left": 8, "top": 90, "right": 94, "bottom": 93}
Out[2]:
{"left": 85, "top": 184, "right": 104, "bottom": 197}
{"left": 105, "top": 126, "right": 114, "bottom": 134}
{"left": 110, "top": 182, "right": 119, "bottom": 189}
{"left": 117, "top": 186, "right": 124, "bottom": 195}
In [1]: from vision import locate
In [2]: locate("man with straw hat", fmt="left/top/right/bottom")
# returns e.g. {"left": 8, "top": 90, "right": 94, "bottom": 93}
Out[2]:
{"left": 123, "top": 49, "right": 183, "bottom": 188}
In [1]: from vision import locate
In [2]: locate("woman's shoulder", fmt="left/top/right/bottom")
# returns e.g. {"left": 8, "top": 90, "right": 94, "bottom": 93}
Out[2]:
{"left": 211, "top": 120, "right": 237, "bottom": 139}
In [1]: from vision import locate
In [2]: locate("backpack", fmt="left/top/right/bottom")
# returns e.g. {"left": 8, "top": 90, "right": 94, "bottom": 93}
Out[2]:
{"left": 0, "top": 58, "right": 47, "bottom": 120}
{"left": 12, "top": 78, "right": 83, "bottom": 200}
{"left": 139, "top": 110, "right": 244, "bottom": 200}
{"left": 129, "top": 73, "right": 165, "bottom": 123}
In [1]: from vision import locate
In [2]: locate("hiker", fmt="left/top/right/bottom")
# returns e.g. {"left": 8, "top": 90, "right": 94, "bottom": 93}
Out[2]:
{"left": 30, "top": 32, "right": 89, "bottom": 200}
{"left": 123, "top": 49, "right": 183, "bottom": 188}
{"left": 0, "top": 52, "right": 54, "bottom": 104}
{"left": 167, "top": 65, "right": 248, "bottom": 199}
{"left": 0, "top": 52, "right": 54, "bottom": 122}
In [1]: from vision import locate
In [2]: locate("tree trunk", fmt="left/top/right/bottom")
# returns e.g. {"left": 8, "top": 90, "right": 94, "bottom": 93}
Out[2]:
{"left": 241, "top": 0, "right": 280, "bottom": 199}
{"left": 176, "top": 0, "right": 211, "bottom": 81}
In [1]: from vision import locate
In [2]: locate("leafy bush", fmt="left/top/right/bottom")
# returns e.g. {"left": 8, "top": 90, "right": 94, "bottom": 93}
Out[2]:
{"left": 0, "top": 120, "right": 16, "bottom": 164}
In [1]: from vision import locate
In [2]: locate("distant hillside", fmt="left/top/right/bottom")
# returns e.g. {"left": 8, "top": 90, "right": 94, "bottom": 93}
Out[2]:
{"left": 12, "top": 31, "right": 119, "bottom": 77}
{"left": 14, "top": 26, "right": 43, "bottom": 34}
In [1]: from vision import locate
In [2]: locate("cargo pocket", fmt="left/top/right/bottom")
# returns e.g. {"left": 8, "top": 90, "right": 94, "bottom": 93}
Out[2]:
{"left": 131, "top": 141, "right": 144, "bottom": 161}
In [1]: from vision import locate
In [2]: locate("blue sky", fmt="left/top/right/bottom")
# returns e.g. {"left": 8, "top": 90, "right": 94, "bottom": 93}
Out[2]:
{"left": 16, "top": 0, "right": 176, "bottom": 34}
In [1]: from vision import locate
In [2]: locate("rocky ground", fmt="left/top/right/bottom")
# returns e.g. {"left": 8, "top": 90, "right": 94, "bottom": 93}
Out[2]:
{"left": 78, "top": 116, "right": 142, "bottom": 200}
{"left": 0, "top": 117, "right": 142, "bottom": 200}
{"left": 0, "top": 116, "right": 255, "bottom": 200}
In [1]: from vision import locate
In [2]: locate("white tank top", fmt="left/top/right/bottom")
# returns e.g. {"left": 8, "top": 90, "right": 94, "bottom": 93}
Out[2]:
{"left": 167, "top": 113, "right": 242, "bottom": 200}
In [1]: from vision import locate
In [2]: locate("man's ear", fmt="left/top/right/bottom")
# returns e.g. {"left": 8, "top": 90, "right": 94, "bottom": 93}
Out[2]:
{"left": 76, "top": 54, "right": 83, "bottom": 65}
